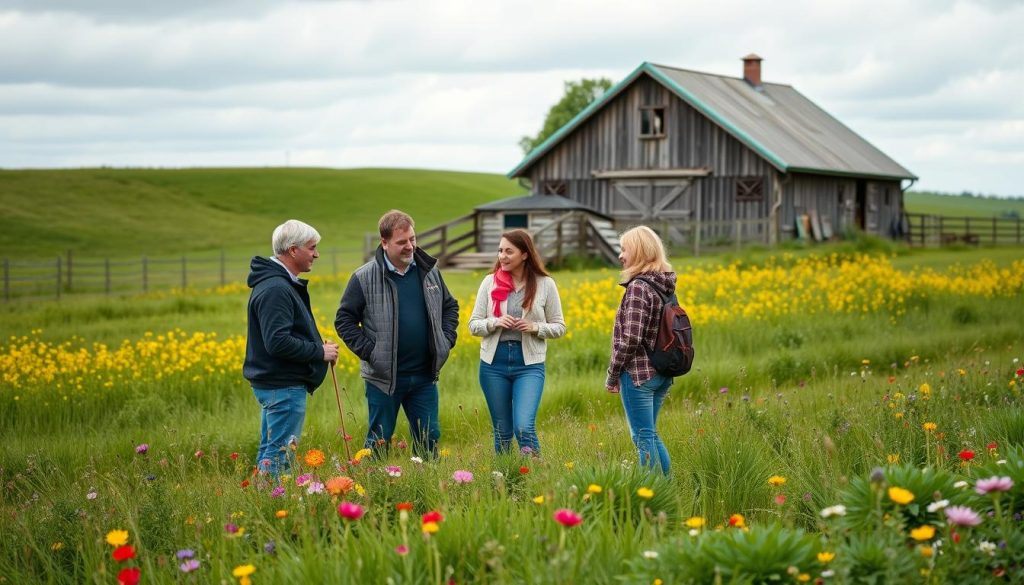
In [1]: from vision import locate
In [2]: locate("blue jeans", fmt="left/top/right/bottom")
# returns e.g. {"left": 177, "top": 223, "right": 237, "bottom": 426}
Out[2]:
{"left": 365, "top": 374, "right": 440, "bottom": 457}
{"left": 253, "top": 386, "right": 308, "bottom": 476}
{"left": 479, "top": 341, "right": 546, "bottom": 455}
{"left": 619, "top": 372, "right": 673, "bottom": 474}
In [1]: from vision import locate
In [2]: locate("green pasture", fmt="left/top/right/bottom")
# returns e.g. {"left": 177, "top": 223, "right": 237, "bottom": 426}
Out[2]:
{"left": 0, "top": 167, "right": 522, "bottom": 259}
{"left": 905, "top": 190, "right": 1024, "bottom": 218}
{"left": 1, "top": 244, "right": 1023, "bottom": 583}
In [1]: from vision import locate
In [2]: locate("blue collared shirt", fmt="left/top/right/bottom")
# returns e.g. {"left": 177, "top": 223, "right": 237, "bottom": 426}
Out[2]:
{"left": 383, "top": 253, "right": 416, "bottom": 276}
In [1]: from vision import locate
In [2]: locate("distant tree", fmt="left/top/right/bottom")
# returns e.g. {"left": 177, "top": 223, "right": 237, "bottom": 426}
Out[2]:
{"left": 519, "top": 78, "right": 613, "bottom": 154}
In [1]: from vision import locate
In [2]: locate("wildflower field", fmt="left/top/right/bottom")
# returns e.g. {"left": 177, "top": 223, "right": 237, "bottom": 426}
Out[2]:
{"left": 1, "top": 245, "right": 1023, "bottom": 584}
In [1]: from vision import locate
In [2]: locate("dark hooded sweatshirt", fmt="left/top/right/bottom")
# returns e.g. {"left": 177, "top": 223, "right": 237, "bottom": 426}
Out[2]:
{"left": 243, "top": 256, "right": 327, "bottom": 393}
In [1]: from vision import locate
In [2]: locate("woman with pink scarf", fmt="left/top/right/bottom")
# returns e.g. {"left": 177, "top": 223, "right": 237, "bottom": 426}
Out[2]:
{"left": 469, "top": 229, "right": 566, "bottom": 455}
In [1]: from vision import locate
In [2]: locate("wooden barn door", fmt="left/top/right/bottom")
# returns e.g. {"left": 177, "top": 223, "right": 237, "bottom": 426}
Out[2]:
{"left": 609, "top": 179, "right": 695, "bottom": 243}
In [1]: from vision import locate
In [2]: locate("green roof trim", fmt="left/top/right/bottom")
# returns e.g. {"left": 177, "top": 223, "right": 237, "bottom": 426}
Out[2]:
{"left": 506, "top": 63, "right": 650, "bottom": 179}
{"left": 786, "top": 166, "right": 918, "bottom": 181}
{"left": 642, "top": 63, "right": 789, "bottom": 172}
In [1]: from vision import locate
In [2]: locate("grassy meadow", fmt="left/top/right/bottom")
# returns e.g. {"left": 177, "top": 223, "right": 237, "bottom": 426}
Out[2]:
{"left": 2, "top": 168, "right": 1023, "bottom": 583}
{"left": 2, "top": 239, "right": 1023, "bottom": 583}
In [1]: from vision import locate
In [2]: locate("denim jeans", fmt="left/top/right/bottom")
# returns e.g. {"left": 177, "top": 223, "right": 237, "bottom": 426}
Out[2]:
{"left": 619, "top": 372, "right": 673, "bottom": 474}
{"left": 252, "top": 386, "right": 308, "bottom": 476}
{"left": 365, "top": 374, "right": 440, "bottom": 457}
{"left": 479, "top": 340, "right": 546, "bottom": 455}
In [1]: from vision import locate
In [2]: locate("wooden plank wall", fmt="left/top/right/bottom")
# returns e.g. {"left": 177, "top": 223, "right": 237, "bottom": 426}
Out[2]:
{"left": 527, "top": 75, "right": 776, "bottom": 220}
{"left": 524, "top": 72, "right": 905, "bottom": 240}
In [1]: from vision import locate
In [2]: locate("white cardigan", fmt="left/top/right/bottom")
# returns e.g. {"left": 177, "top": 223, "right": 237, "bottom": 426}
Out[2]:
{"left": 468, "top": 274, "right": 566, "bottom": 365}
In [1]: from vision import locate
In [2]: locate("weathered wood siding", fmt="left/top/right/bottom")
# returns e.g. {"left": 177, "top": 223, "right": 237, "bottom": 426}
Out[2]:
{"left": 526, "top": 74, "right": 776, "bottom": 227}
{"left": 478, "top": 211, "right": 615, "bottom": 260}
{"left": 781, "top": 175, "right": 903, "bottom": 238}
{"left": 523, "top": 72, "right": 904, "bottom": 241}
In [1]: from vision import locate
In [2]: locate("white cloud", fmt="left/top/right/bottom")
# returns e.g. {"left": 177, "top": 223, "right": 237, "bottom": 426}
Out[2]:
{"left": 0, "top": 0, "right": 1021, "bottom": 195}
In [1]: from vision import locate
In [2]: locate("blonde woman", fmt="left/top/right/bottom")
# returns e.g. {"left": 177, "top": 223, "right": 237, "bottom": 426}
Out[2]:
{"left": 469, "top": 229, "right": 566, "bottom": 455}
{"left": 606, "top": 226, "right": 676, "bottom": 474}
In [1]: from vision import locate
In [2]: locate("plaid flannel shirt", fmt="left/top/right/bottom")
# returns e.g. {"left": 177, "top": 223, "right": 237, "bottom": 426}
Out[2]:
{"left": 606, "top": 275, "right": 667, "bottom": 389}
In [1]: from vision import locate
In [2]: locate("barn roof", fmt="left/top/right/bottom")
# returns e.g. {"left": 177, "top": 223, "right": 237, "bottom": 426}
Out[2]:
{"left": 508, "top": 61, "right": 916, "bottom": 181}
{"left": 476, "top": 193, "right": 613, "bottom": 220}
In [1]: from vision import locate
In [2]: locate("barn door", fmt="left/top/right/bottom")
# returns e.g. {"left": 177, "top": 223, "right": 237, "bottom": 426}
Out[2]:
{"left": 610, "top": 179, "right": 694, "bottom": 220}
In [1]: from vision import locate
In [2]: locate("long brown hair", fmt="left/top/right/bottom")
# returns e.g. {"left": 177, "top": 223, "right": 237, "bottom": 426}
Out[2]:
{"left": 492, "top": 229, "right": 549, "bottom": 311}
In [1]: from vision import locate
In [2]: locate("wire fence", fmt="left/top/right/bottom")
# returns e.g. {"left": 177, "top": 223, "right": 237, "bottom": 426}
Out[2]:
{"left": 2, "top": 248, "right": 363, "bottom": 302}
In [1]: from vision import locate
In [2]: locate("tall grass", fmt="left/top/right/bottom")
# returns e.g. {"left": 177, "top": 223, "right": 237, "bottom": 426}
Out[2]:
{"left": 1, "top": 248, "right": 1022, "bottom": 583}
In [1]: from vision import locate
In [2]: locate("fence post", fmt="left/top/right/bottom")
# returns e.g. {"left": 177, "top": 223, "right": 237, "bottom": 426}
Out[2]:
{"left": 105, "top": 258, "right": 111, "bottom": 294}
{"left": 735, "top": 220, "right": 742, "bottom": 253}
{"left": 142, "top": 256, "right": 148, "bottom": 292}
{"left": 3, "top": 258, "right": 8, "bottom": 302}
{"left": 181, "top": 256, "right": 187, "bottom": 289}
{"left": 220, "top": 249, "right": 226, "bottom": 286}
{"left": 55, "top": 257, "right": 62, "bottom": 300}
{"left": 966, "top": 217, "right": 971, "bottom": 239}
{"left": 66, "top": 249, "right": 72, "bottom": 292}
{"left": 992, "top": 217, "right": 997, "bottom": 245}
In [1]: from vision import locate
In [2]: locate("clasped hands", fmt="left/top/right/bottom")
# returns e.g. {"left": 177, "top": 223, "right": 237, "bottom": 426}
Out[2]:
{"left": 495, "top": 315, "right": 539, "bottom": 333}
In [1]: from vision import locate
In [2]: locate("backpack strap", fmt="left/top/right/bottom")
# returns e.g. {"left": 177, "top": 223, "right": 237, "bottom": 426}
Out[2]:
{"left": 632, "top": 276, "right": 672, "bottom": 304}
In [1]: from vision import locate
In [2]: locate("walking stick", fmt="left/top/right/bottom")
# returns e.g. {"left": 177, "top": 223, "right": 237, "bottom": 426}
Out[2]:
{"left": 329, "top": 362, "right": 353, "bottom": 462}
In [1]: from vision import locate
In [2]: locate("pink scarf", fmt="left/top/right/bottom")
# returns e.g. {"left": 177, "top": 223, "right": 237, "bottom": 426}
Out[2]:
{"left": 490, "top": 269, "right": 515, "bottom": 317}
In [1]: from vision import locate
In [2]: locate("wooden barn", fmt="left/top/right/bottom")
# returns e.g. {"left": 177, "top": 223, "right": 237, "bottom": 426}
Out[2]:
{"left": 507, "top": 55, "right": 918, "bottom": 247}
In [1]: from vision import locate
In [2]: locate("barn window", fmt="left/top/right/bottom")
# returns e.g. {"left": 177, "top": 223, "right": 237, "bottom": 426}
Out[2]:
{"left": 503, "top": 214, "right": 529, "bottom": 229}
{"left": 640, "top": 107, "right": 665, "bottom": 138}
{"left": 541, "top": 181, "right": 567, "bottom": 195}
{"left": 735, "top": 177, "right": 764, "bottom": 201}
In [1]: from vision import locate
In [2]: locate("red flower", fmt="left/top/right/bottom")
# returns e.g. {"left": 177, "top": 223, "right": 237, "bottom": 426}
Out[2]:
{"left": 952, "top": 530, "right": 961, "bottom": 544}
{"left": 553, "top": 508, "right": 583, "bottom": 527}
{"left": 240, "top": 479, "right": 250, "bottom": 488}
{"left": 112, "top": 545, "right": 136, "bottom": 562}
{"left": 987, "top": 442, "right": 999, "bottom": 450}
{"left": 396, "top": 502, "right": 414, "bottom": 512}
{"left": 519, "top": 466, "right": 529, "bottom": 475}
{"left": 230, "top": 452, "right": 240, "bottom": 460}
{"left": 337, "top": 502, "right": 365, "bottom": 521}
{"left": 959, "top": 450, "right": 976, "bottom": 461}
{"left": 422, "top": 511, "right": 444, "bottom": 524}
{"left": 1016, "top": 368, "right": 1023, "bottom": 377}
{"left": 117, "top": 567, "right": 141, "bottom": 585}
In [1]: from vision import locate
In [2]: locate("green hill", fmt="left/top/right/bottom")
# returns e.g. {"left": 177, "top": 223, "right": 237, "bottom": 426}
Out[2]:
{"left": 905, "top": 190, "right": 1024, "bottom": 218}
{"left": 0, "top": 167, "right": 523, "bottom": 258}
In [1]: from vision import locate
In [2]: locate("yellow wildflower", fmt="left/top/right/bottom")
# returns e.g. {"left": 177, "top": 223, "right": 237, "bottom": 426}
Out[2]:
{"left": 817, "top": 551, "right": 835, "bottom": 563}
{"left": 532, "top": 495, "right": 545, "bottom": 504}
{"left": 685, "top": 516, "right": 706, "bottom": 529}
{"left": 587, "top": 484, "right": 603, "bottom": 494}
{"left": 636, "top": 487, "right": 654, "bottom": 499}
{"left": 910, "top": 525, "right": 935, "bottom": 541}
{"left": 767, "top": 475, "right": 786, "bottom": 487}
{"left": 888, "top": 486, "right": 915, "bottom": 505}
{"left": 105, "top": 529, "right": 129, "bottom": 547}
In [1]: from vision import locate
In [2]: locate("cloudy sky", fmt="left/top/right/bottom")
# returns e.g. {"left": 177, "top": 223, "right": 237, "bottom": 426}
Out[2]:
{"left": 1, "top": 0, "right": 1022, "bottom": 195}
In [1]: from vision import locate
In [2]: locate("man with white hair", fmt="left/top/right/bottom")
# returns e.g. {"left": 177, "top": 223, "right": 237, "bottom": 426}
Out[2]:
{"left": 244, "top": 219, "right": 339, "bottom": 477}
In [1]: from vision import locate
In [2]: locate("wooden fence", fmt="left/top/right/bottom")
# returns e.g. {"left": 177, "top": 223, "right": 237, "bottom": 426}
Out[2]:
{"left": 904, "top": 213, "right": 1023, "bottom": 247}
{"left": 2, "top": 248, "right": 361, "bottom": 302}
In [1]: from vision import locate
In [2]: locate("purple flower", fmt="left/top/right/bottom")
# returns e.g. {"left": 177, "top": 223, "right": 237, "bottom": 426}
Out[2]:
{"left": 135, "top": 443, "right": 149, "bottom": 455}
{"left": 452, "top": 470, "right": 474, "bottom": 484}
{"left": 945, "top": 505, "right": 983, "bottom": 526}
{"left": 386, "top": 465, "right": 402, "bottom": 478}
{"left": 270, "top": 486, "right": 286, "bottom": 498}
{"left": 179, "top": 559, "right": 200, "bottom": 573}
{"left": 295, "top": 473, "right": 312, "bottom": 487}
{"left": 264, "top": 539, "right": 276, "bottom": 555}
{"left": 86, "top": 490, "right": 98, "bottom": 500}
{"left": 224, "top": 523, "right": 239, "bottom": 534}
{"left": 175, "top": 549, "right": 195, "bottom": 559}
{"left": 306, "top": 481, "right": 325, "bottom": 494}
{"left": 719, "top": 387, "right": 729, "bottom": 394}
{"left": 975, "top": 476, "right": 1014, "bottom": 495}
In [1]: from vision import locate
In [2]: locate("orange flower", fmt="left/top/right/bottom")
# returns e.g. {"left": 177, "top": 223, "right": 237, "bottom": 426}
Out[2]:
{"left": 325, "top": 476, "right": 354, "bottom": 496}
{"left": 303, "top": 449, "right": 326, "bottom": 468}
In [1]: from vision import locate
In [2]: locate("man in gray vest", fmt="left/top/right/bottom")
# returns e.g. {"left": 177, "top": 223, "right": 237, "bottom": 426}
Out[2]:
{"left": 335, "top": 210, "right": 459, "bottom": 457}
{"left": 244, "top": 219, "right": 339, "bottom": 477}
